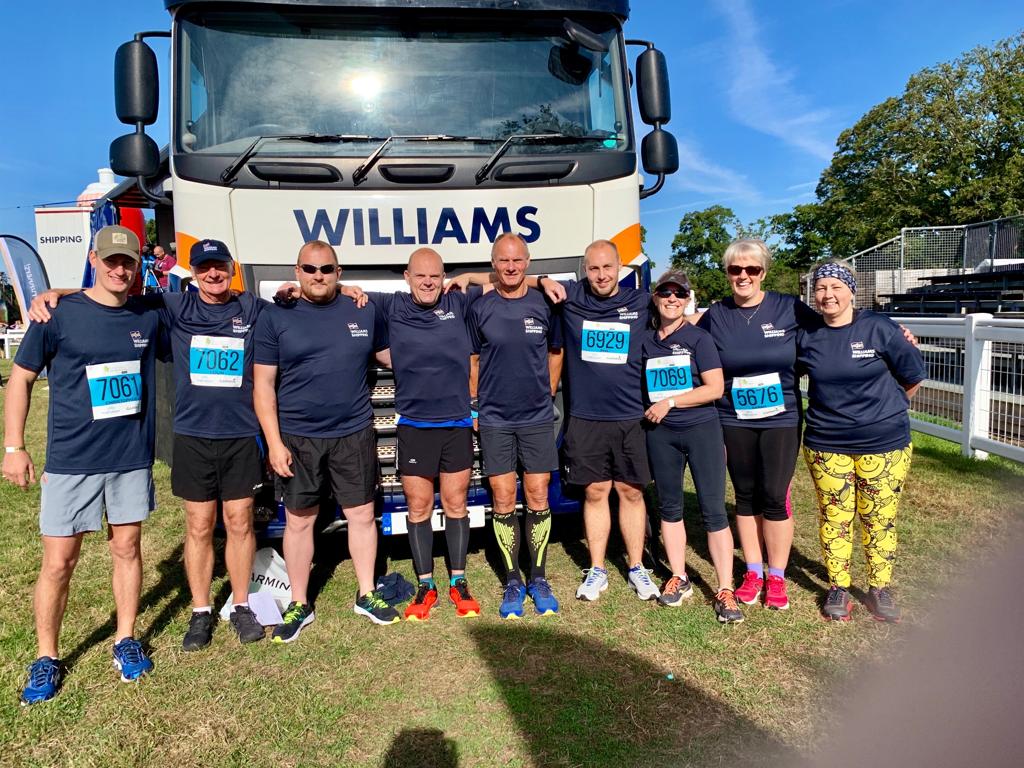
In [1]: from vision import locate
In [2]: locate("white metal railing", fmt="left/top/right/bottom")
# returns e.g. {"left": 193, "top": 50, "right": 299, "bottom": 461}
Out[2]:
{"left": 895, "top": 314, "right": 1024, "bottom": 463}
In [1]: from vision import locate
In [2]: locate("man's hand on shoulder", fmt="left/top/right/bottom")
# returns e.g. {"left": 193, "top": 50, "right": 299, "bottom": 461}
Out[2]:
{"left": 340, "top": 283, "right": 368, "bottom": 308}
{"left": 28, "top": 290, "right": 70, "bottom": 323}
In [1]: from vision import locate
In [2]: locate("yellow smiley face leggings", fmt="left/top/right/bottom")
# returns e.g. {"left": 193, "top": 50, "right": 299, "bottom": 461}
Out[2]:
{"left": 802, "top": 445, "right": 913, "bottom": 589}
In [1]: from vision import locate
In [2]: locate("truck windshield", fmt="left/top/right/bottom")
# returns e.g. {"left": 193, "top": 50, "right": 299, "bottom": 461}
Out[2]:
{"left": 177, "top": 8, "right": 629, "bottom": 158}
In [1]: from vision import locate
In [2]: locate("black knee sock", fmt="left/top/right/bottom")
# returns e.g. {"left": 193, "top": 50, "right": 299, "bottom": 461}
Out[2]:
{"left": 445, "top": 515, "right": 470, "bottom": 573}
{"left": 525, "top": 507, "right": 552, "bottom": 579}
{"left": 492, "top": 512, "right": 522, "bottom": 584}
{"left": 408, "top": 520, "right": 435, "bottom": 579}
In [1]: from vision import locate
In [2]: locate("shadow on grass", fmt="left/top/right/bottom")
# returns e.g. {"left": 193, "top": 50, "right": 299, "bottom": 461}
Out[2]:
{"left": 64, "top": 542, "right": 190, "bottom": 669}
{"left": 380, "top": 728, "right": 459, "bottom": 768}
{"left": 467, "top": 623, "right": 793, "bottom": 768}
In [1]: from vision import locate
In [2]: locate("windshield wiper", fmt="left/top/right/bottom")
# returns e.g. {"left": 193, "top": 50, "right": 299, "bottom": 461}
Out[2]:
{"left": 220, "top": 134, "right": 383, "bottom": 184}
{"left": 474, "top": 133, "right": 615, "bottom": 184}
{"left": 352, "top": 134, "right": 493, "bottom": 185}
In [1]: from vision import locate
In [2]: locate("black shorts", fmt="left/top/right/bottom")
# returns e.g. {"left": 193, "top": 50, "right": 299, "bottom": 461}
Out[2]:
{"left": 397, "top": 425, "right": 473, "bottom": 477}
{"left": 172, "top": 434, "right": 263, "bottom": 502}
{"left": 479, "top": 423, "right": 558, "bottom": 476}
{"left": 563, "top": 416, "right": 651, "bottom": 487}
{"left": 275, "top": 427, "right": 378, "bottom": 510}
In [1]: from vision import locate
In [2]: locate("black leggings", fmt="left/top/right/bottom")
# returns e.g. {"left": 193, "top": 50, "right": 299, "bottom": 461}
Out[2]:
{"left": 722, "top": 424, "right": 800, "bottom": 522}
{"left": 645, "top": 418, "right": 728, "bottom": 531}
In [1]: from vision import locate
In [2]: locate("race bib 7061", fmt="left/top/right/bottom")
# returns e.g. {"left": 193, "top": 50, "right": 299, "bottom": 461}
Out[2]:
{"left": 86, "top": 360, "right": 142, "bottom": 420}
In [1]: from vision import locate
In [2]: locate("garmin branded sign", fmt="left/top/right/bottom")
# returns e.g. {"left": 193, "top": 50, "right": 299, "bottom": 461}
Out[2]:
{"left": 293, "top": 205, "right": 541, "bottom": 247}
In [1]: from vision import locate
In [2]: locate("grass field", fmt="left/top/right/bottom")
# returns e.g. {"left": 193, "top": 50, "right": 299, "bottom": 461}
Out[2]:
{"left": 2, "top": 356, "right": 1022, "bottom": 768}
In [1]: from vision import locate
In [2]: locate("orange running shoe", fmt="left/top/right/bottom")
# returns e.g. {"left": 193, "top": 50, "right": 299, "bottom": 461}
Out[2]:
{"left": 404, "top": 581, "right": 438, "bottom": 622}
{"left": 449, "top": 577, "right": 481, "bottom": 618}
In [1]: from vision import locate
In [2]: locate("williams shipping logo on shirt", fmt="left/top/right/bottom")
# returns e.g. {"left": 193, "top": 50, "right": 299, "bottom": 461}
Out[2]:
{"left": 231, "top": 316, "right": 251, "bottom": 335}
{"left": 850, "top": 341, "right": 876, "bottom": 359}
{"left": 523, "top": 317, "right": 544, "bottom": 335}
{"left": 130, "top": 330, "right": 150, "bottom": 350}
{"left": 761, "top": 323, "right": 785, "bottom": 339}
{"left": 293, "top": 206, "right": 541, "bottom": 246}
{"left": 616, "top": 307, "right": 639, "bottom": 321}
{"left": 434, "top": 309, "right": 456, "bottom": 321}
{"left": 669, "top": 343, "right": 690, "bottom": 355}
{"left": 348, "top": 322, "right": 368, "bottom": 338}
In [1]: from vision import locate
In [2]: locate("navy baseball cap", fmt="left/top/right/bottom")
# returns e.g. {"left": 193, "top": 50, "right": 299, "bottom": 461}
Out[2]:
{"left": 190, "top": 238, "right": 233, "bottom": 265}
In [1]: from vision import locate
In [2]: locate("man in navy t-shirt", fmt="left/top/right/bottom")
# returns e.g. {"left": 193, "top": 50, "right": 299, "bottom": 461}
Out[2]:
{"left": 467, "top": 233, "right": 563, "bottom": 619}
{"left": 253, "top": 240, "right": 399, "bottom": 641}
{"left": 558, "top": 240, "right": 655, "bottom": 603}
{"left": 366, "top": 248, "right": 483, "bottom": 621}
{"left": 3, "top": 226, "right": 163, "bottom": 704}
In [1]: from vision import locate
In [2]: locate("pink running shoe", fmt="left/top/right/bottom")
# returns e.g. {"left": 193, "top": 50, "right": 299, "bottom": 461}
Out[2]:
{"left": 764, "top": 575, "right": 790, "bottom": 610}
{"left": 734, "top": 571, "right": 764, "bottom": 605}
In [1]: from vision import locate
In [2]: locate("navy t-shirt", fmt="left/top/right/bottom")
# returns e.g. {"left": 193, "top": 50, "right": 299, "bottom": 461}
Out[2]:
{"left": 153, "top": 291, "right": 264, "bottom": 439}
{"left": 469, "top": 289, "right": 562, "bottom": 428}
{"left": 640, "top": 325, "right": 722, "bottom": 428}
{"left": 697, "top": 292, "right": 818, "bottom": 429}
{"left": 15, "top": 293, "right": 164, "bottom": 474}
{"left": 559, "top": 280, "right": 650, "bottom": 421}
{"left": 253, "top": 295, "right": 387, "bottom": 438}
{"left": 369, "top": 288, "right": 480, "bottom": 423}
{"left": 797, "top": 310, "right": 927, "bottom": 454}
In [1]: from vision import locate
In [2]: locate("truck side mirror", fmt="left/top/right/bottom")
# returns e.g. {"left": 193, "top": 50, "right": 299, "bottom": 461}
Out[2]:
{"left": 636, "top": 47, "right": 670, "bottom": 125}
{"left": 642, "top": 129, "right": 679, "bottom": 176}
{"left": 115, "top": 40, "right": 159, "bottom": 126}
{"left": 110, "top": 133, "right": 161, "bottom": 178}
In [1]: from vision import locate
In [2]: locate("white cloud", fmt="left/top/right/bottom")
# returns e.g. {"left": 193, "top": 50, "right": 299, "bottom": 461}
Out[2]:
{"left": 672, "top": 140, "right": 758, "bottom": 200}
{"left": 786, "top": 180, "right": 818, "bottom": 192}
{"left": 715, "top": 0, "right": 836, "bottom": 161}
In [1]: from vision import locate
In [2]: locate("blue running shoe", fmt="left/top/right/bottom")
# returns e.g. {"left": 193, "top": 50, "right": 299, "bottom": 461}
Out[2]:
{"left": 499, "top": 579, "right": 527, "bottom": 619}
{"left": 112, "top": 637, "right": 153, "bottom": 682}
{"left": 20, "top": 657, "right": 63, "bottom": 705}
{"left": 527, "top": 577, "right": 559, "bottom": 616}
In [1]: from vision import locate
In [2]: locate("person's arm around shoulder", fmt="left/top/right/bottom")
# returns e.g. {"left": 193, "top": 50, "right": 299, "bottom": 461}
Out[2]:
{"left": 28, "top": 288, "right": 79, "bottom": 323}
{"left": 445, "top": 272, "right": 495, "bottom": 294}
{"left": 2, "top": 365, "right": 41, "bottom": 487}
{"left": 877, "top": 315, "right": 927, "bottom": 400}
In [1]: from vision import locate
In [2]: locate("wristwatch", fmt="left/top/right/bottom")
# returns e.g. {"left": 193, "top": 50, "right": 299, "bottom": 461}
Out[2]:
{"left": 5, "top": 446, "right": 26, "bottom": 453}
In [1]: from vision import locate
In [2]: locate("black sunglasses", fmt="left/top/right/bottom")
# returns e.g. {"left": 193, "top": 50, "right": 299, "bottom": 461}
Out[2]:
{"left": 655, "top": 287, "right": 689, "bottom": 298}
{"left": 726, "top": 264, "right": 764, "bottom": 277}
{"left": 298, "top": 263, "right": 338, "bottom": 275}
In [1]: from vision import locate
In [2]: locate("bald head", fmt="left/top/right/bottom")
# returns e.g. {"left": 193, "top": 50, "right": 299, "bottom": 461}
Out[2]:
{"left": 582, "top": 239, "right": 620, "bottom": 297}
{"left": 405, "top": 248, "right": 445, "bottom": 306}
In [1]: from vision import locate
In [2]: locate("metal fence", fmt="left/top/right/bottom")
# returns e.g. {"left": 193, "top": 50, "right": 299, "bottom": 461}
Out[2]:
{"left": 804, "top": 214, "right": 1024, "bottom": 309}
{"left": 896, "top": 314, "right": 1024, "bottom": 463}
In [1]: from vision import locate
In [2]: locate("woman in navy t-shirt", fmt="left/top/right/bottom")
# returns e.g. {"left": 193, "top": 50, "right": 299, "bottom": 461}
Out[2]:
{"left": 642, "top": 271, "right": 743, "bottom": 624}
{"left": 797, "top": 262, "right": 926, "bottom": 623}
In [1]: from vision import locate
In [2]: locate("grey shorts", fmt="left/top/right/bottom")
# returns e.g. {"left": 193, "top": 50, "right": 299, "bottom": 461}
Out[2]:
{"left": 39, "top": 468, "right": 155, "bottom": 537}
{"left": 479, "top": 423, "right": 558, "bottom": 477}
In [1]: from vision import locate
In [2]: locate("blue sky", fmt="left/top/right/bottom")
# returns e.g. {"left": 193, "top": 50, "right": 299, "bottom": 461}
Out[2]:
{"left": 1, "top": 1, "right": 1021, "bottom": 261}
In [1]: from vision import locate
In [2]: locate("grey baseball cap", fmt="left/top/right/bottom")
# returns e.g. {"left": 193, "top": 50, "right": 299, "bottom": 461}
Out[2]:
{"left": 93, "top": 226, "right": 141, "bottom": 263}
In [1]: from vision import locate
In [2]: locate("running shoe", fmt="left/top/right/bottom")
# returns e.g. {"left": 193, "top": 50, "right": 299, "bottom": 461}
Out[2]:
{"left": 713, "top": 589, "right": 745, "bottom": 624}
{"left": 404, "top": 582, "right": 439, "bottom": 622}
{"left": 575, "top": 567, "right": 609, "bottom": 601}
{"left": 449, "top": 577, "right": 481, "bottom": 618}
{"left": 229, "top": 606, "right": 265, "bottom": 644}
{"left": 499, "top": 579, "right": 527, "bottom": 619}
{"left": 764, "top": 575, "right": 790, "bottom": 610}
{"left": 658, "top": 574, "right": 694, "bottom": 607}
{"left": 20, "top": 657, "right": 63, "bottom": 706}
{"left": 272, "top": 602, "right": 315, "bottom": 643}
{"left": 628, "top": 563, "right": 661, "bottom": 600}
{"left": 526, "top": 577, "right": 560, "bottom": 616}
{"left": 354, "top": 591, "right": 401, "bottom": 625}
{"left": 735, "top": 571, "right": 764, "bottom": 605}
{"left": 182, "top": 610, "right": 216, "bottom": 652}
{"left": 822, "top": 586, "right": 853, "bottom": 622}
{"left": 112, "top": 637, "right": 154, "bottom": 682}
{"left": 864, "top": 586, "right": 901, "bottom": 623}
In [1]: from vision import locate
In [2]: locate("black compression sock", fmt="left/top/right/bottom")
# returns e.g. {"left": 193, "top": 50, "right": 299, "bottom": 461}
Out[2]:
{"left": 408, "top": 519, "right": 435, "bottom": 578}
{"left": 492, "top": 512, "right": 522, "bottom": 583}
{"left": 444, "top": 515, "right": 470, "bottom": 572}
{"left": 525, "top": 507, "right": 552, "bottom": 579}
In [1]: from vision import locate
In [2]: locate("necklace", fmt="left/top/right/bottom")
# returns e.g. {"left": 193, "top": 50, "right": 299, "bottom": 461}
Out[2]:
{"left": 736, "top": 300, "right": 764, "bottom": 325}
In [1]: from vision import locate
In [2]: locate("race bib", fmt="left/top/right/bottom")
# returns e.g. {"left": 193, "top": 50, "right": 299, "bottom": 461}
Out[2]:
{"left": 645, "top": 355, "right": 693, "bottom": 402}
{"left": 190, "top": 336, "right": 244, "bottom": 388}
{"left": 581, "top": 321, "right": 630, "bottom": 364}
{"left": 732, "top": 373, "right": 785, "bottom": 420}
{"left": 86, "top": 360, "right": 142, "bottom": 420}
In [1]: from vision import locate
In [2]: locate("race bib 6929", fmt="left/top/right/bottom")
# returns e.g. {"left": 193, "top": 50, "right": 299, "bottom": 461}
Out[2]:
{"left": 581, "top": 320, "right": 630, "bottom": 364}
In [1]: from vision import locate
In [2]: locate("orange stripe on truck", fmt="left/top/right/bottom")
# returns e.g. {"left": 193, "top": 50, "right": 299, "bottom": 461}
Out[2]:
{"left": 611, "top": 223, "right": 643, "bottom": 264}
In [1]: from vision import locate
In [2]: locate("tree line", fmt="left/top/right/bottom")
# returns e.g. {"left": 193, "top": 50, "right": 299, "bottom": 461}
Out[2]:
{"left": 667, "top": 32, "right": 1024, "bottom": 303}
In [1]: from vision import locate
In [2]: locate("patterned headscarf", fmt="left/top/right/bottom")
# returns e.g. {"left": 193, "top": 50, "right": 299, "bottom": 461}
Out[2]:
{"left": 813, "top": 262, "right": 856, "bottom": 294}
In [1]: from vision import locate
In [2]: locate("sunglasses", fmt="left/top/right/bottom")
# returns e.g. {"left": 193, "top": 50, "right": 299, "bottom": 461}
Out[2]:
{"left": 655, "top": 288, "right": 689, "bottom": 298}
{"left": 726, "top": 265, "right": 764, "bottom": 277}
{"left": 298, "top": 263, "right": 338, "bottom": 275}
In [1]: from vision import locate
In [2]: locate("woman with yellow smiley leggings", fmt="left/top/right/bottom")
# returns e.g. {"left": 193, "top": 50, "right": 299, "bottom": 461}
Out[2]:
{"left": 797, "top": 262, "right": 926, "bottom": 622}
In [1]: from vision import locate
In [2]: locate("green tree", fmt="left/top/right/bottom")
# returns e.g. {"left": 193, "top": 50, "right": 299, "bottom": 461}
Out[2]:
{"left": 669, "top": 205, "right": 737, "bottom": 303}
{"left": 816, "top": 33, "right": 1024, "bottom": 256}
{"left": 145, "top": 218, "right": 158, "bottom": 247}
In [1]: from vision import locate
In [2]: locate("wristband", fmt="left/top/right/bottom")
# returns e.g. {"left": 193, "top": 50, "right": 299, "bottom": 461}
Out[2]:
{"left": 667, "top": 399, "right": 676, "bottom": 409}
{"left": 5, "top": 446, "right": 26, "bottom": 453}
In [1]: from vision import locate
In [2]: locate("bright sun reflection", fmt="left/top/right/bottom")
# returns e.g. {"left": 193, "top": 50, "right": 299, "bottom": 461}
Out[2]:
{"left": 349, "top": 72, "right": 384, "bottom": 99}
